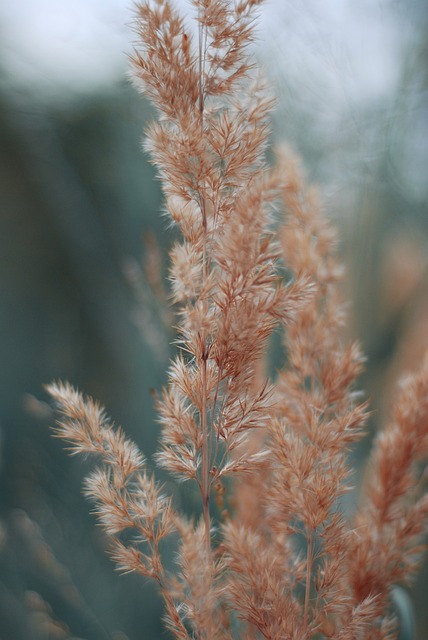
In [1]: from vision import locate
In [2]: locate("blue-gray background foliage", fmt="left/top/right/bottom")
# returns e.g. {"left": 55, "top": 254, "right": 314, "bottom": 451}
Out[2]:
{"left": 0, "top": 1, "right": 427, "bottom": 638}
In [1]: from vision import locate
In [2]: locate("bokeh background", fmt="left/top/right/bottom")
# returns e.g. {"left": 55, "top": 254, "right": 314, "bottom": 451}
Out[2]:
{"left": 0, "top": 0, "right": 427, "bottom": 638}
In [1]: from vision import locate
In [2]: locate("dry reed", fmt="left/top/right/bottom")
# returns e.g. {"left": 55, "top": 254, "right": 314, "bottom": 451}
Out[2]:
{"left": 46, "top": 1, "right": 428, "bottom": 638}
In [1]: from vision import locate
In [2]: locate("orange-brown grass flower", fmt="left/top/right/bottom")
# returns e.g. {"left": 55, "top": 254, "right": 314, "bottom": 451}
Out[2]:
{"left": 221, "top": 149, "right": 371, "bottom": 638}
{"left": 130, "top": 0, "right": 313, "bottom": 546}
{"left": 46, "top": 2, "right": 428, "bottom": 639}
{"left": 344, "top": 354, "right": 428, "bottom": 626}
{"left": 46, "top": 382, "right": 175, "bottom": 580}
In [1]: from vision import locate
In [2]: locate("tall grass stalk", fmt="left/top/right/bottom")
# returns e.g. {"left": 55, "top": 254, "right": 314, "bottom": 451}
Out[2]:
{"left": 47, "top": 2, "right": 428, "bottom": 638}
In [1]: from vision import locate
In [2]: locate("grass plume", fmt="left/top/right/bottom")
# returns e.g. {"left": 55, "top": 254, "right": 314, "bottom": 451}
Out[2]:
{"left": 47, "top": 2, "right": 428, "bottom": 638}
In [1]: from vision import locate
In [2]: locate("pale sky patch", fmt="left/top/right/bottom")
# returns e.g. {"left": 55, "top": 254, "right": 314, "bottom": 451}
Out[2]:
{"left": 0, "top": 0, "right": 407, "bottom": 107}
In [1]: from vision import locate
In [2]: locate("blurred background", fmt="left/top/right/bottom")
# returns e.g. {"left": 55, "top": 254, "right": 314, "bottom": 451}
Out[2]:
{"left": 0, "top": 0, "right": 427, "bottom": 638}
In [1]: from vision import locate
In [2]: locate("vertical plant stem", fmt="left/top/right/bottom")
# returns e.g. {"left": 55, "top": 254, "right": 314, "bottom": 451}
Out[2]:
{"left": 198, "top": 16, "right": 204, "bottom": 121}
{"left": 199, "top": 151, "right": 210, "bottom": 551}
{"left": 199, "top": 181, "right": 211, "bottom": 551}
{"left": 304, "top": 529, "right": 314, "bottom": 631}
{"left": 198, "top": 7, "right": 211, "bottom": 551}
{"left": 201, "top": 350, "right": 210, "bottom": 548}
{"left": 197, "top": 8, "right": 210, "bottom": 550}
